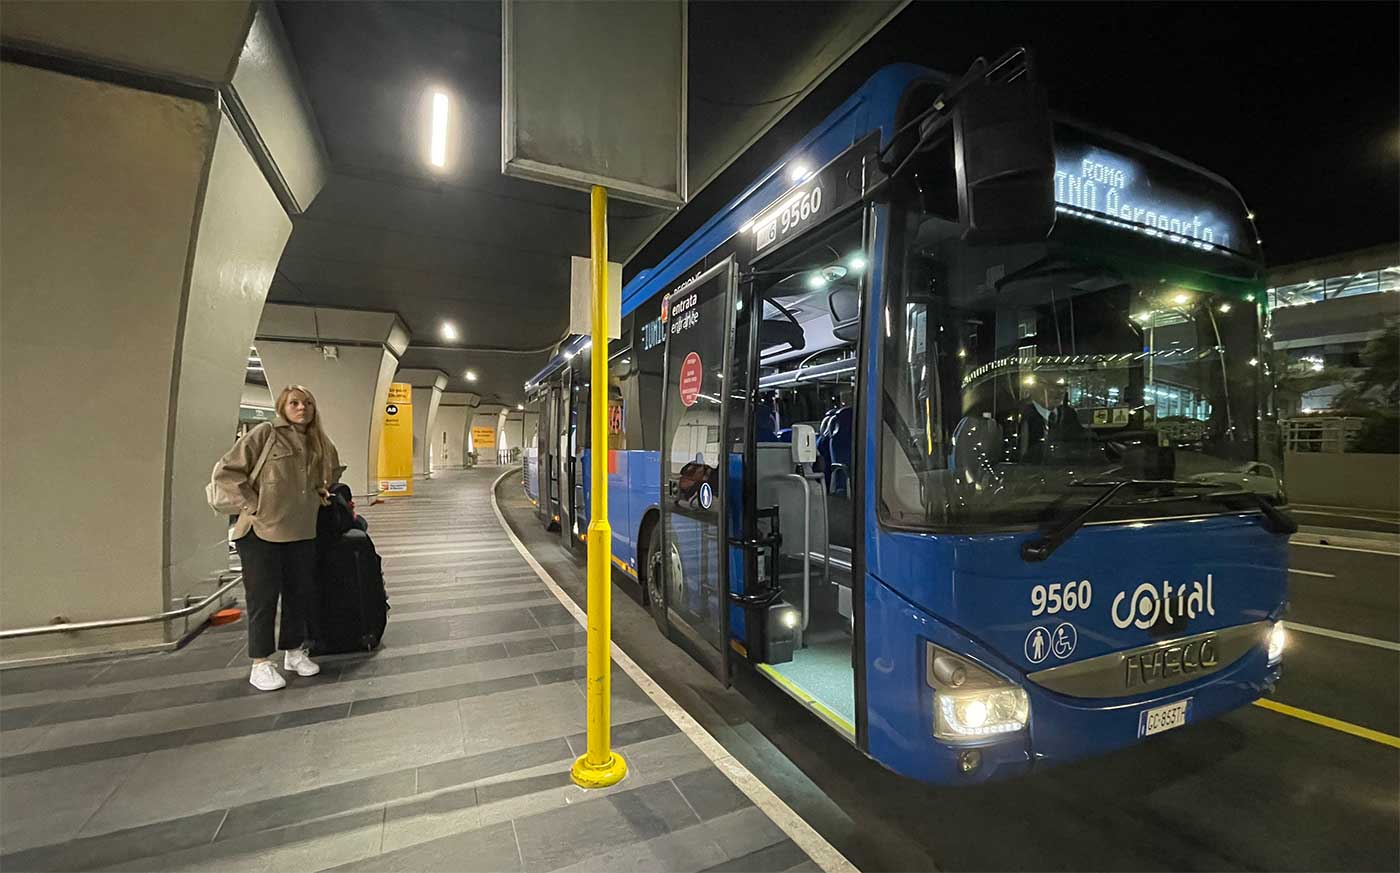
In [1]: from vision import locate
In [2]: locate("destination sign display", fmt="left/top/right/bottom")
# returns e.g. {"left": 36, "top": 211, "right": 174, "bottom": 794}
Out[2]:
{"left": 1052, "top": 124, "right": 1253, "bottom": 257}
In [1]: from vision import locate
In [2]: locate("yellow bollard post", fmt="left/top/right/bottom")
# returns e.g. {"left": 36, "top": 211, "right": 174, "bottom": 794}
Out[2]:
{"left": 571, "top": 185, "right": 628, "bottom": 789}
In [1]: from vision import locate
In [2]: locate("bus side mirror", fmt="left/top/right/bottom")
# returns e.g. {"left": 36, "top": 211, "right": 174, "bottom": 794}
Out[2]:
{"left": 953, "top": 77, "right": 1056, "bottom": 244}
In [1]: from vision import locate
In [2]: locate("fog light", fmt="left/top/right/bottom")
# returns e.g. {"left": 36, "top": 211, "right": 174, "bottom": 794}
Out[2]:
{"left": 1268, "top": 622, "right": 1285, "bottom": 665}
{"left": 931, "top": 652, "right": 968, "bottom": 687}
{"left": 958, "top": 749, "right": 982, "bottom": 773}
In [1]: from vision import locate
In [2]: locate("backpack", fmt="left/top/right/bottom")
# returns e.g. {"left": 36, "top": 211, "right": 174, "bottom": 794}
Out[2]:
{"left": 317, "top": 489, "right": 357, "bottom": 539}
{"left": 206, "top": 427, "right": 276, "bottom": 515}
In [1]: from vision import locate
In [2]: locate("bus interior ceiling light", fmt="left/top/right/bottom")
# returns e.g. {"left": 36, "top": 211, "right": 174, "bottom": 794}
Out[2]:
{"left": 429, "top": 89, "right": 449, "bottom": 169}
{"left": 465, "top": 370, "right": 478, "bottom": 382}
{"left": 440, "top": 321, "right": 458, "bottom": 341}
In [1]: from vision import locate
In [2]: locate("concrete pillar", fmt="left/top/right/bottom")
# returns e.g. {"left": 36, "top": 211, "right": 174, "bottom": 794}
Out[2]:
{"left": 396, "top": 369, "right": 448, "bottom": 479}
{"left": 0, "top": 3, "right": 328, "bottom": 660}
{"left": 255, "top": 305, "right": 411, "bottom": 498}
{"left": 432, "top": 392, "right": 478, "bottom": 470}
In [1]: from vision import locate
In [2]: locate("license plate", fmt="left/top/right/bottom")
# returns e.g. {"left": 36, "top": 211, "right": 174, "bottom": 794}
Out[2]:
{"left": 1139, "top": 698, "right": 1191, "bottom": 737}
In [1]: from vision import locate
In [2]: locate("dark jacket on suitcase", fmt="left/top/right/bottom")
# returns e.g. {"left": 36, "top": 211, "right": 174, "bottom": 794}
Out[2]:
{"left": 313, "top": 496, "right": 389, "bottom": 655}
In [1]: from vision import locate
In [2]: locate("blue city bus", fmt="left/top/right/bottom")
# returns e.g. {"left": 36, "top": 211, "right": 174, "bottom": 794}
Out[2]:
{"left": 524, "top": 52, "right": 1292, "bottom": 784}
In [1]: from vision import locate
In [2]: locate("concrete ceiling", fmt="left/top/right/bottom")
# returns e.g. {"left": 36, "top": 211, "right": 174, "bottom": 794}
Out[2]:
{"left": 272, "top": 0, "right": 902, "bottom": 406}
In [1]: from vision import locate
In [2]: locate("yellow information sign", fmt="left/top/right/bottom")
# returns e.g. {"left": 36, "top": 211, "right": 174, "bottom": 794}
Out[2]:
{"left": 378, "top": 382, "right": 414, "bottom": 496}
{"left": 471, "top": 426, "right": 496, "bottom": 451}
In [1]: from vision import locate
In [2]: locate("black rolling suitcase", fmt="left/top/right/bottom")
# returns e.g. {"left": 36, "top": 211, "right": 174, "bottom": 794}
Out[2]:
{"left": 312, "top": 493, "right": 389, "bottom": 655}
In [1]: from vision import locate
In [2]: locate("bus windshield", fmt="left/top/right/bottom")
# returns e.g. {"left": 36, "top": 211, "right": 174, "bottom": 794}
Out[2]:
{"left": 880, "top": 208, "right": 1271, "bottom": 531}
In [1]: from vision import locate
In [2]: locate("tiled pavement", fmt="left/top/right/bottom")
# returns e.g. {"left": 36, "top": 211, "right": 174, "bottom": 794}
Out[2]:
{"left": 0, "top": 469, "right": 824, "bottom": 873}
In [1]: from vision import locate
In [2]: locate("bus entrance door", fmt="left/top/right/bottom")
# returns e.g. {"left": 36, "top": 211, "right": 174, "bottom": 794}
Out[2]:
{"left": 657, "top": 259, "right": 738, "bottom": 682}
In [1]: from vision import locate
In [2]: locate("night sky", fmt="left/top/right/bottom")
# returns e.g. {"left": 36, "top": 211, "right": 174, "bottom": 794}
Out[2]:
{"left": 637, "top": 2, "right": 1398, "bottom": 274}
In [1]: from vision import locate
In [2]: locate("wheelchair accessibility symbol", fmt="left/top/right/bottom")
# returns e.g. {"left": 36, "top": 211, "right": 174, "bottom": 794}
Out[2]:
{"left": 1051, "top": 622, "right": 1077, "bottom": 659}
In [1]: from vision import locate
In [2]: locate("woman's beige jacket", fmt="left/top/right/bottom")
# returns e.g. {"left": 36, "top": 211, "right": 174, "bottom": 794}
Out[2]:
{"left": 213, "top": 417, "right": 342, "bottom": 543}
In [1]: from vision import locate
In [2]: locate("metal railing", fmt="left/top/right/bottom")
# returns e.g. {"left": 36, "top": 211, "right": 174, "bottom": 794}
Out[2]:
{"left": 1282, "top": 416, "right": 1365, "bottom": 454}
{"left": 0, "top": 574, "right": 242, "bottom": 640}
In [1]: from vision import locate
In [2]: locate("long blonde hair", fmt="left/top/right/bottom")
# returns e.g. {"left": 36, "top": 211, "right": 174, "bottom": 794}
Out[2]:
{"left": 275, "top": 385, "right": 332, "bottom": 487}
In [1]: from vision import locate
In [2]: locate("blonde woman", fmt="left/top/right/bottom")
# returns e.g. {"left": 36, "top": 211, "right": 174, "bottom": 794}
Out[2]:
{"left": 214, "top": 385, "right": 343, "bottom": 690}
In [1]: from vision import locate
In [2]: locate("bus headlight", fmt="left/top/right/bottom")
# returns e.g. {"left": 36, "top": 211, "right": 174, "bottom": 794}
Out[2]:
{"left": 926, "top": 643, "right": 1029, "bottom": 740}
{"left": 1267, "top": 622, "right": 1285, "bottom": 665}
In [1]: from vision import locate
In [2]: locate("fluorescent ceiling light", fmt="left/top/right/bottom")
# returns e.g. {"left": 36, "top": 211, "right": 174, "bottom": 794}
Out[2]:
{"left": 430, "top": 90, "right": 449, "bottom": 169}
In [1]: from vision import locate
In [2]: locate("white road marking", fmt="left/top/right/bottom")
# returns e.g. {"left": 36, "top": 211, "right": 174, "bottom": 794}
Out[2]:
{"left": 1291, "top": 508, "right": 1400, "bottom": 525}
{"left": 1284, "top": 621, "right": 1400, "bottom": 653}
{"left": 489, "top": 469, "right": 858, "bottom": 873}
{"left": 1287, "top": 568, "right": 1336, "bottom": 579}
{"left": 1291, "top": 540, "right": 1400, "bottom": 557}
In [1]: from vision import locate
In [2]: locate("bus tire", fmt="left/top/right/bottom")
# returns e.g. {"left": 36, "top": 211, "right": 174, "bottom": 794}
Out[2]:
{"left": 644, "top": 524, "right": 668, "bottom": 635}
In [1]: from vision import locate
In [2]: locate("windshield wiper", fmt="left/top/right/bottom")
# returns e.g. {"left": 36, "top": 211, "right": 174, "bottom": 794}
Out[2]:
{"left": 1021, "top": 478, "right": 1296, "bottom": 562}
{"left": 1179, "top": 488, "right": 1298, "bottom": 535}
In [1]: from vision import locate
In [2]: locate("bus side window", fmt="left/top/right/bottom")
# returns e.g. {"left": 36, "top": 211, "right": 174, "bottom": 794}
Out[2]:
{"left": 609, "top": 352, "right": 629, "bottom": 451}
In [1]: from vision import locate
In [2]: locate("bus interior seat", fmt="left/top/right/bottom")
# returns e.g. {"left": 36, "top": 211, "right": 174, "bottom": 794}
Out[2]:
{"left": 755, "top": 402, "right": 780, "bottom": 442}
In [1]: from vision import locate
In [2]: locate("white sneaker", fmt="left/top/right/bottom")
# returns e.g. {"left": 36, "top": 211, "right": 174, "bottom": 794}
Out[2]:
{"left": 250, "top": 661, "right": 286, "bottom": 691}
{"left": 284, "top": 647, "right": 321, "bottom": 677}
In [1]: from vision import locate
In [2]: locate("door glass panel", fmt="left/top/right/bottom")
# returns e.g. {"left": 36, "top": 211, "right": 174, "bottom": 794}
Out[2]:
{"left": 660, "top": 264, "right": 735, "bottom": 668}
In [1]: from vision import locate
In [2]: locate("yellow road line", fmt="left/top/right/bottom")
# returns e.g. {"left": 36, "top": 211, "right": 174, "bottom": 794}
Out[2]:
{"left": 1253, "top": 698, "right": 1400, "bottom": 749}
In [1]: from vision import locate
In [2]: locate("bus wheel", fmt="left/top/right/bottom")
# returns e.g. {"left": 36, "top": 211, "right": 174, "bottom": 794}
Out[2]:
{"left": 644, "top": 526, "right": 668, "bottom": 634}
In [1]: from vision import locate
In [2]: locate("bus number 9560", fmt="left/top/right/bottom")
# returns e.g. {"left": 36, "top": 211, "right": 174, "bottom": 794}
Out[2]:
{"left": 1030, "top": 580, "right": 1092, "bottom": 616}
{"left": 779, "top": 187, "right": 822, "bottom": 232}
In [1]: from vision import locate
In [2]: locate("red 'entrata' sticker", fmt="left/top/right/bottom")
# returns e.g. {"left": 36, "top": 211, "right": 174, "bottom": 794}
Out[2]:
{"left": 678, "top": 351, "right": 702, "bottom": 407}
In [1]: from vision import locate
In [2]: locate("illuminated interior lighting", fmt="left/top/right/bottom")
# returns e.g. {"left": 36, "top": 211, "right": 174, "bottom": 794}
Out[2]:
{"left": 957, "top": 349, "right": 967, "bottom": 359}
{"left": 464, "top": 370, "right": 478, "bottom": 382}
{"left": 1244, "top": 294, "right": 1256, "bottom": 302}
{"left": 1056, "top": 377, "right": 1066, "bottom": 385}
{"left": 1247, "top": 358, "right": 1259, "bottom": 367}
{"left": 848, "top": 254, "right": 867, "bottom": 272}
{"left": 1023, "top": 374, "right": 1036, "bottom": 385}
{"left": 1218, "top": 302, "right": 1232, "bottom": 313}
{"left": 440, "top": 321, "right": 458, "bottom": 341}
{"left": 1246, "top": 211, "right": 1256, "bottom": 221}
{"left": 517, "top": 403, "right": 525, "bottom": 410}
{"left": 807, "top": 274, "right": 827, "bottom": 290}
{"left": 429, "top": 90, "right": 449, "bottom": 169}
{"left": 1172, "top": 293, "right": 1191, "bottom": 306}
